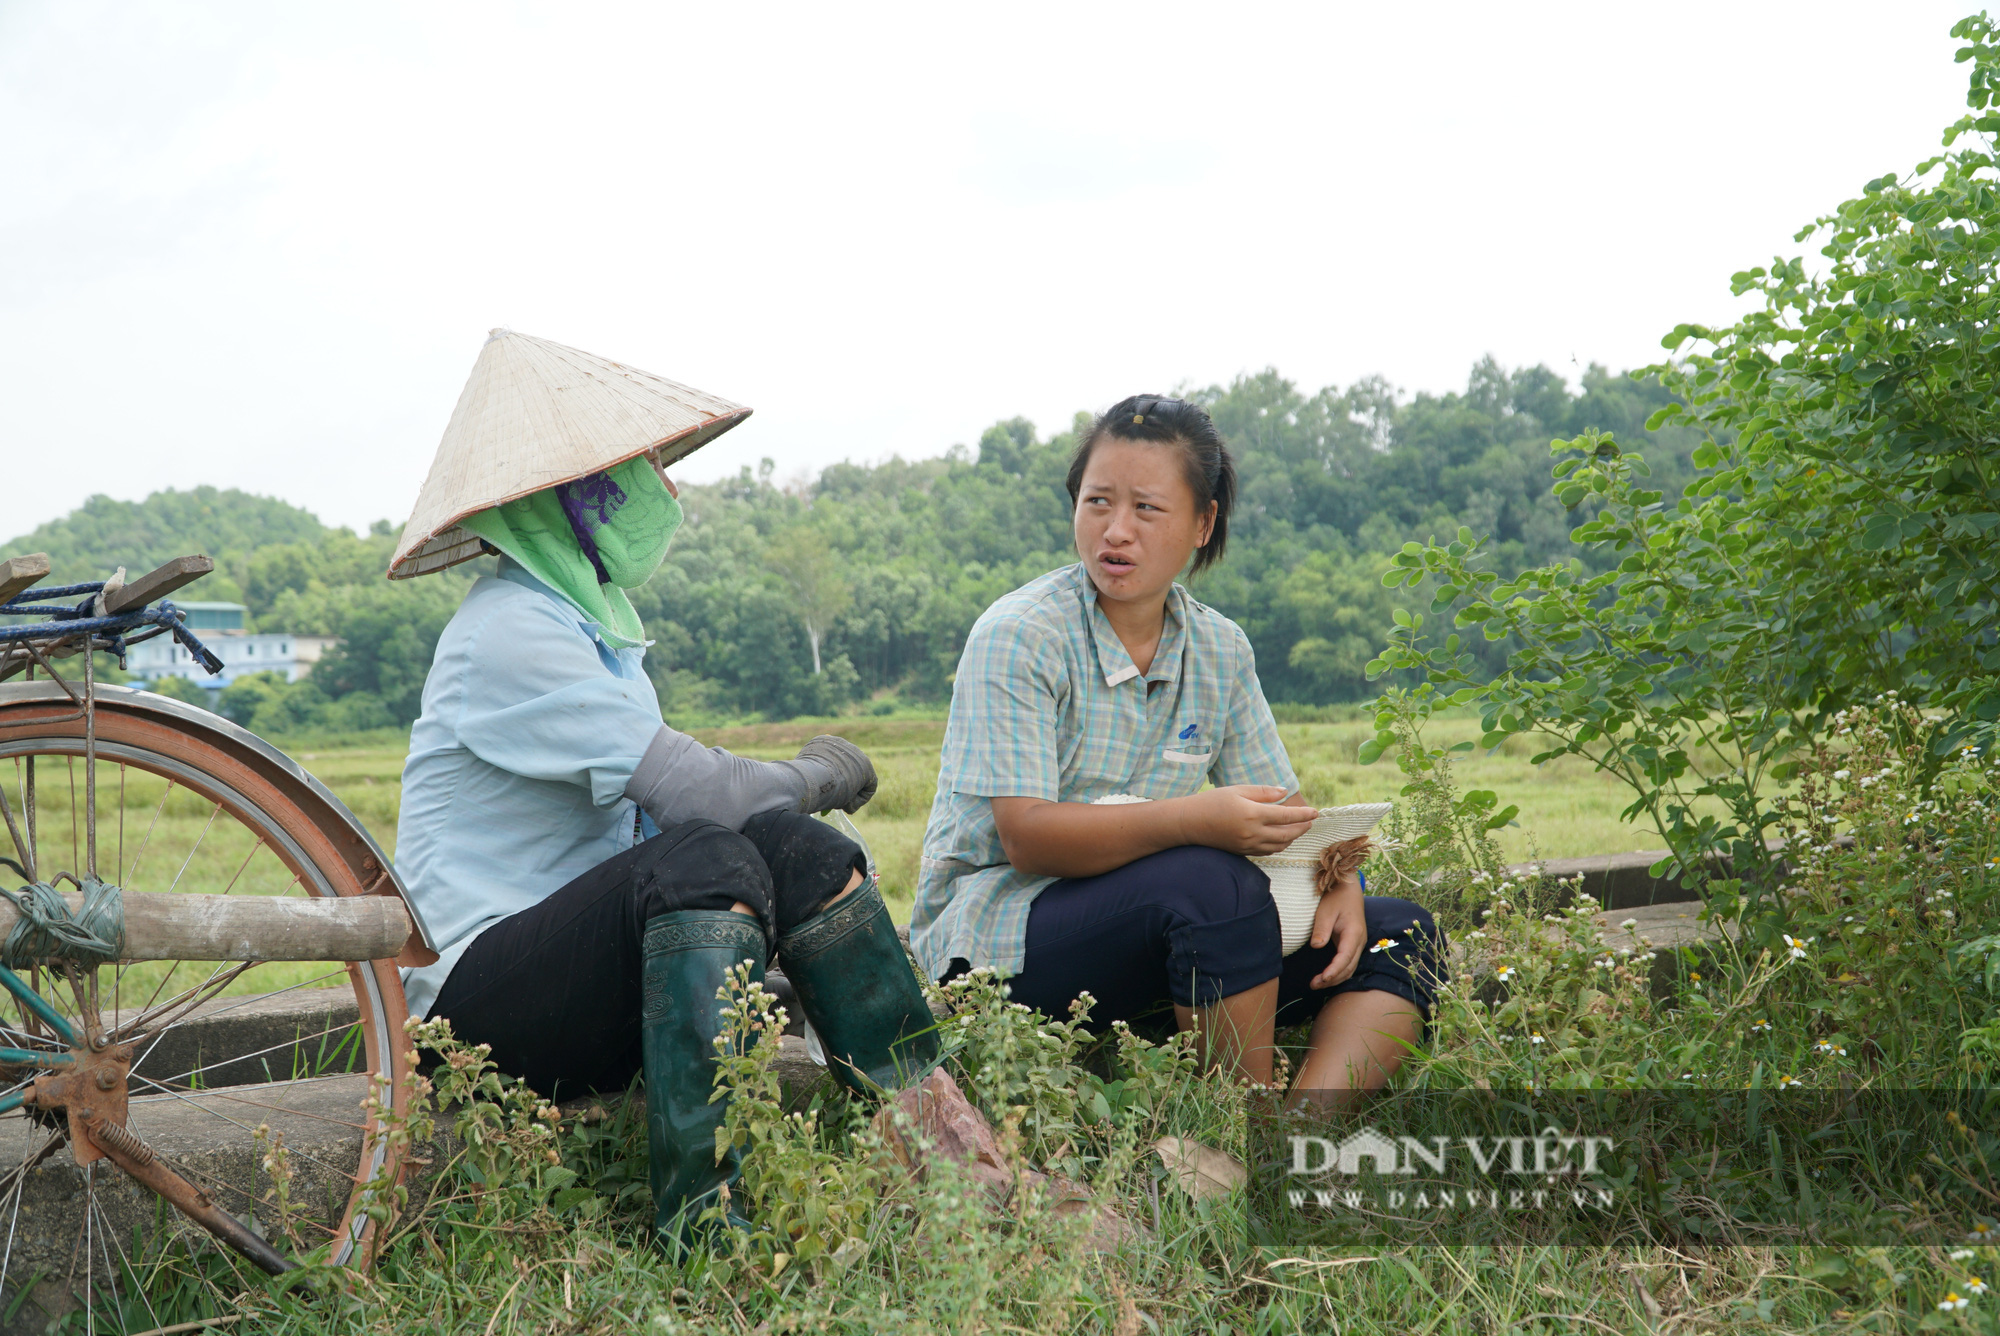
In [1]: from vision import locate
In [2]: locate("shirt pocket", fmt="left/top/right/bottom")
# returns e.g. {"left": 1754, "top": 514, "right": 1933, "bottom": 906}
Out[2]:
{"left": 1148, "top": 744, "right": 1213, "bottom": 797}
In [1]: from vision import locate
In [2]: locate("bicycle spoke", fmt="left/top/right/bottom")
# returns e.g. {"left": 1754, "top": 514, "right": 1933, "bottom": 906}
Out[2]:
{"left": 141, "top": 1019, "right": 363, "bottom": 1089}
{"left": 165, "top": 801, "right": 222, "bottom": 894}
{"left": 65, "top": 756, "right": 78, "bottom": 883}
{"left": 218, "top": 837, "right": 269, "bottom": 898}
{"left": 0, "top": 697, "right": 412, "bottom": 1281}
{"left": 21, "top": 757, "right": 36, "bottom": 886}
{"left": 134, "top": 1147, "right": 339, "bottom": 1242}
{"left": 94, "top": 1191, "right": 161, "bottom": 1335}
{"left": 81, "top": 1162, "right": 92, "bottom": 1336}
{"left": 132, "top": 1069, "right": 370, "bottom": 1132}
{"left": 123, "top": 777, "right": 175, "bottom": 888}
{"left": 121, "top": 968, "right": 346, "bottom": 1056}
{"left": 0, "top": 1148, "right": 25, "bottom": 1317}
{"left": 127, "top": 1075, "right": 365, "bottom": 1180}
{"left": 105, "top": 961, "right": 256, "bottom": 1047}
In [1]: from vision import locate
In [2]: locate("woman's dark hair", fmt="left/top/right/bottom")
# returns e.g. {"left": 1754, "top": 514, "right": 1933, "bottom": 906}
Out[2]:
{"left": 1065, "top": 394, "right": 1236, "bottom": 575}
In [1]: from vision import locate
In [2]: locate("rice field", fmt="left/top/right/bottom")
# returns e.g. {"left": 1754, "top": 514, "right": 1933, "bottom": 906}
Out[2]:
{"left": 263, "top": 713, "right": 1692, "bottom": 922}
{"left": 7, "top": 714, "right": 1699, "bottom": 978}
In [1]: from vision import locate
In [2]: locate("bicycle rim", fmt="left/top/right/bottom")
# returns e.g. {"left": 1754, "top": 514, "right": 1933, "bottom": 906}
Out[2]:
{"left": 0, "top": 683, "right": 412, "bottom": 1332}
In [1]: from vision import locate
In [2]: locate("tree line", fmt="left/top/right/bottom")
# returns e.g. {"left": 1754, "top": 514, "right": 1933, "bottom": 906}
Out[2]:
{"left": 3, "top": 358, "right": 1703, "bottom": 735}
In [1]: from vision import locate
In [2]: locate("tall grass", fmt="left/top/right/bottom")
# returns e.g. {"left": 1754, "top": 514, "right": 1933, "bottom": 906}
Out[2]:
{"left": 78, "top": 702, "right": 2000, "bottom": 1333}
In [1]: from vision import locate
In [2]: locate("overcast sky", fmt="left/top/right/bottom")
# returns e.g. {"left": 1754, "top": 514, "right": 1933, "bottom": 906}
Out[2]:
{"left": 0, "top": 1, "right": 1977, "bottom": 543}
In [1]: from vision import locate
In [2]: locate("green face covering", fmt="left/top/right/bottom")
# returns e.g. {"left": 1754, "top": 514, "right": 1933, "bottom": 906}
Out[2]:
{"left": 458, "top": 454, "right": 683, "bottom": 649}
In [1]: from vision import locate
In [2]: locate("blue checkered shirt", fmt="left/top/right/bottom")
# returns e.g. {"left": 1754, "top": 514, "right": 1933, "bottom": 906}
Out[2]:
{"left": 911, "top": 562, "right": 1299, "bottom": 980}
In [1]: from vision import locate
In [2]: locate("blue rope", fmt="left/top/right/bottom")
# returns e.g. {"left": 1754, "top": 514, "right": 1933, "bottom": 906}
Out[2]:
{"left": 0, "top": 596, "right": 223, "bottom": 673}
{"left": 0, "top": 878, "right": 124, "bottom": 969}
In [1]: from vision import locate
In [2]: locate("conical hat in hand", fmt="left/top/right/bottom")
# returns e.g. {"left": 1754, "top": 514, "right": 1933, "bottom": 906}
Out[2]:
{"left": 390, "top": 329, "right": 751, "bottom": 579}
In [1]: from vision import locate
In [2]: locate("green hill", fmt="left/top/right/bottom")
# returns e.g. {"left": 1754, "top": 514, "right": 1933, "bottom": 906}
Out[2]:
{"left": 4, "top": 487, "right": 335, "bottom": 599}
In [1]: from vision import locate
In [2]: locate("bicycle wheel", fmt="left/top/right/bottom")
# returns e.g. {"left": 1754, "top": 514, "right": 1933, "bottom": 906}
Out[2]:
{"left": 0, "top": 681, "right": 415, "bottom": 1333}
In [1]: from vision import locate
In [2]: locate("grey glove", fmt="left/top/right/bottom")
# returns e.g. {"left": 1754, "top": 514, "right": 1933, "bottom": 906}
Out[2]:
{"left": 626, "top": 725, "right": 810, "bottom": 831}
{"left": 779, "top": 735, "right": 878, "bottom": 814}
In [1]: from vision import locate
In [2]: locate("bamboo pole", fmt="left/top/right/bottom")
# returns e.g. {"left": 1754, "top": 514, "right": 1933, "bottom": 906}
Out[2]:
{"left": 0, "top": 891, "right": 414, "bottom": 963}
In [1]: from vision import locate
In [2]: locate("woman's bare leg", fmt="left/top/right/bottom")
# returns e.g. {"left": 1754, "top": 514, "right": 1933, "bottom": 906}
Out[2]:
{"left": 1287, "top": 989, "right": 1422, "bottom": 1110}
{"left": 730, "top": 867, "right": 863, "bottom": 919}
{"left": 1174, "top": 978, "right": 1279, "bottom": 1086}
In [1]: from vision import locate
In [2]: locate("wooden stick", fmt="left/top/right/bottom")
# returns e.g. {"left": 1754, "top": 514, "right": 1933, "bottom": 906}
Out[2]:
{"left": 126, "top": 1316, "right": 245, "bottom": 1336}
{"left": 2, "top": 891, "right": 413, "bottom": 963}
{"left": 0, "top": 554, "right": 50, "bottom": 606}
{"left": 102, "top": 555, "right": 214, "bottom": 614}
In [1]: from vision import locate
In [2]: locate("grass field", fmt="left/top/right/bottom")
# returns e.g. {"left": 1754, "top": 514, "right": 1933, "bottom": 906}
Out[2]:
{"left": 10, "top": 713, "right": 1687, "bottom": 947}
{"left": 258, "top": 713, "right": 1690, "bottom": 922}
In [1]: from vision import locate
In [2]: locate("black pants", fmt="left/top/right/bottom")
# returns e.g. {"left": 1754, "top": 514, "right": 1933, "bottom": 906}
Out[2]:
{"left": 948, "top": 846, "right": 1445, "bottom": 1035}
{"left": 429, "top": 810, "right": 863, "bottom": 1099}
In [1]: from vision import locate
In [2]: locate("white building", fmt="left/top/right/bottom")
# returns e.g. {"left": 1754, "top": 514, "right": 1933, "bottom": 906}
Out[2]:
{"left": 126, "top": 602, "right": 337, "bottom": 690}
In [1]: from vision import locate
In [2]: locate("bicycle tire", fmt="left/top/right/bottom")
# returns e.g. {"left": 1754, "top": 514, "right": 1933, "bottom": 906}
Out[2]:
{"left": 0, "top": 682, "right": 415, "bottom": 1330}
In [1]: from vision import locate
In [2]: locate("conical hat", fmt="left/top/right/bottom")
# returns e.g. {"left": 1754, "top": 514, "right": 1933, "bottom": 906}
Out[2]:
{"left": 389, "top": 329, "right": 752, "bottom": 579}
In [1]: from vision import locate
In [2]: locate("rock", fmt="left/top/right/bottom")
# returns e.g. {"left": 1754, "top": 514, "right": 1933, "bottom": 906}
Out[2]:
{"left": 1152, "top": 1135, "right": 1245, "bottom": 1200}
{"left": 875, "top": 1067, "right": 1012, "bottom": 1199}
{"left": 873, "top": 1068, "right": 1144, "bottom": 1251}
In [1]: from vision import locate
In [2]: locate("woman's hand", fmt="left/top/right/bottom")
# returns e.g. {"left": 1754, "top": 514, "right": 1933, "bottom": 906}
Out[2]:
{"left": 1308, "top": 874, "right": 1366, "bottom": 989}
{"left": 991, "top": 785, "right": 1316, "bottom": 879}
{"left": 1179, "top": 786, "right": 1318, "bottom": 856}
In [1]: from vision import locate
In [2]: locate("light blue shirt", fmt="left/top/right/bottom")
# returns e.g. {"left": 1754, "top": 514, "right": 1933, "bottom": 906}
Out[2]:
{"left": 396, "top": 559, "right": 664, "bottom": 1016}
{"left": 911, "top": 563, "right": 1298, "bottom": 981}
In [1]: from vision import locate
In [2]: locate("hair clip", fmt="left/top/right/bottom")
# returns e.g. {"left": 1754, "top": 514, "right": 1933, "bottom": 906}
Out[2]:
{"left": 1132, "top": 413, "right": 1145, "bottom": 424}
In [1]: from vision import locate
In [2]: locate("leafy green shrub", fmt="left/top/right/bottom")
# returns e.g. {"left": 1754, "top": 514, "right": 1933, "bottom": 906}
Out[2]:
{"left": 1372, "top": 17, "right": 2000, "bottom": 899}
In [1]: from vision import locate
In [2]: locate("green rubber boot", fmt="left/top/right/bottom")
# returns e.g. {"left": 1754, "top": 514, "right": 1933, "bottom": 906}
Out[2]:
{"left": 641, "top": 910, "right": 766, "bottom": 1238}
{"left": 776, "top": 878, "right": 941, "bottom": 1096}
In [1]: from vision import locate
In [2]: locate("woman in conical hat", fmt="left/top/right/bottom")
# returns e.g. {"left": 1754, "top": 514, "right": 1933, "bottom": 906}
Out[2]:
{"left": 390, "top": 331, "right": 941, "bottom": 1237}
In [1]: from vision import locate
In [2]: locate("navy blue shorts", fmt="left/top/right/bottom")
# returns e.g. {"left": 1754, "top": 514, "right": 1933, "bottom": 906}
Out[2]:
{"left": 943, "top": 846, "right": 1446, "bottom": 1032}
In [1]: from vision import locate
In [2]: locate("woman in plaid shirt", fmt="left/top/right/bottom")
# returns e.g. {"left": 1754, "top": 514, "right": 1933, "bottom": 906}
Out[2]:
{"left": 914, "top": 396, "right": 1444, "bottom": 1099}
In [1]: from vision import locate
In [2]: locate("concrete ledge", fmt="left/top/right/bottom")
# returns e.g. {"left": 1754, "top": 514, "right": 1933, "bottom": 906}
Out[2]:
{"left": 121, "top": 987, "right": 363, "bottom": 1092}
{"left": 1593, "top": 899, "right": 1734, "bottom": 999}
{"left": 0, "top": 1074, "right": 387, "bottom": 1335}
{"left": 1508, "top": 850, "right": 1690, "bottom": 909}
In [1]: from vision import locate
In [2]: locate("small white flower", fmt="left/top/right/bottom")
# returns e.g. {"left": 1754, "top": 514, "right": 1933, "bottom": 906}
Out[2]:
{"left": 1939, "top": 1293, "right": 1969, "bottom": 1311}
{"left": 1495, "top": 965, "right": 1517, "bottom": 982}
{"left": 1749, "top": 1018, "right": 1773, "bottom": 1034}
{"left": 1970, "top": 1278, "right": 1990, "bottom": 1296}
{"left": 1814, "top": 1040, "right": 1847, "bottom": 1056}
{"left": 1783, "top": 933, "right": 1812, "bottom": 960}
{"left": 1833, "top": 769, "right": 1850, "bottom": 780}
{"left": 1777, "top": 1075, "right": 1801, "bottom": 1090}
{"left": 1620, "top": 918, "right": 1637, "bottom": 929}
{"left": 1970, "top": 1222, "right": 1997, "bottom": 1242}
{"left": 1951, "top": 1249, "right": 1976, "bottom": 1261}
{"left": 1595, "top": 956, "right": 1616, "bottom": 969}
{"left": 1529, "top": 1032, "right": 1545, "bottom": 1045}
{"left": 1369, "top": 937, "right": 1400, "bottom": 954}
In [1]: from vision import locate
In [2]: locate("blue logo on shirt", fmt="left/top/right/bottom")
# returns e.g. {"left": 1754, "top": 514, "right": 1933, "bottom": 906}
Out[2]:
{"left": 1179, "top": 723, "right": 1200, "bottom": 741}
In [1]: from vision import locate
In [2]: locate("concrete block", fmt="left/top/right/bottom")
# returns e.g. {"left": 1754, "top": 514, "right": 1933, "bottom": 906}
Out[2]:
{"left": 0, "top": 1074, "right": 383, "bottom": 1335}
{"left": 120, "top": 987, "right": 362, "bottom": 1092}
{"left": 1509, "top": 849, "right": 1690, "bottom": 909}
